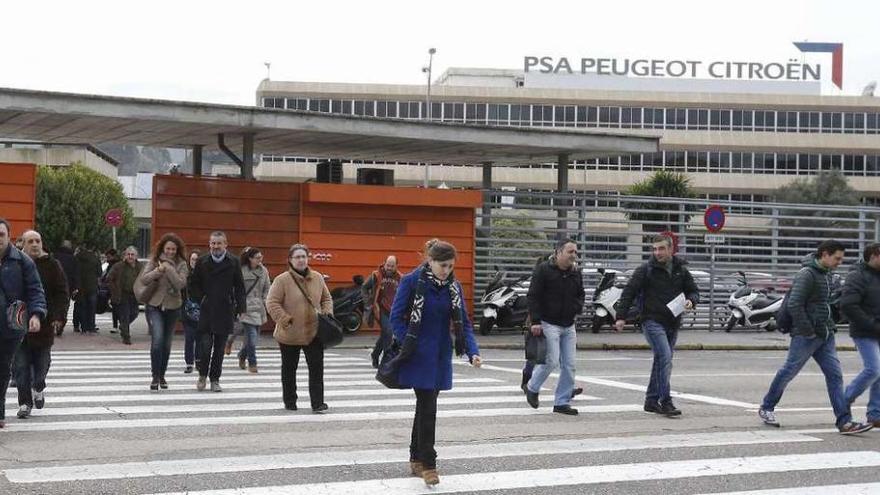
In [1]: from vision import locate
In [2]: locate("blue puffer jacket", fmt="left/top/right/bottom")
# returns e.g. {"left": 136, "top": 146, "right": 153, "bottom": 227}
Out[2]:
{"left": 0, "top": 245, "right": 47, "bottom": 340}
{"left": 391, "top": 268, "right": 480, "bottom": 391}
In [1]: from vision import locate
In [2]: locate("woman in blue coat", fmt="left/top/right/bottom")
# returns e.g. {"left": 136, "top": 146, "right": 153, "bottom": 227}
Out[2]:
{"left": 390, "top": 240, "right": 481, "bottom": 486}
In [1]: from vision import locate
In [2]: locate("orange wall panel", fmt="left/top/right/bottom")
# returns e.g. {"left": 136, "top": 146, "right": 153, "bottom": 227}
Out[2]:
{"left": 0, "top": 163, "right": 36, "bottom": 238}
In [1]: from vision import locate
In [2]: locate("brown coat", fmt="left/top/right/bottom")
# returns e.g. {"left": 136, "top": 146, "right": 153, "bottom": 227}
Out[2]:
{"left": 267, "top": 268, "right": 332, "bottom": 346}
{"left": 138, "top": 258, "right": 188, "bottom": 310}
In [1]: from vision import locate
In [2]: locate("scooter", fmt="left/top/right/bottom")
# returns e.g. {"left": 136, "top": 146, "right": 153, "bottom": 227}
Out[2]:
{"left": 724, "top": 271, "right": 783, "bottom": 332}
{"left": 479, "top": 268, "right": 530, "bottom": 335}
{"left": 591, "top": 268, "right": 638, "bottom": 333}
{"left": 330, "top": 275, "right": 365, "bottom": 334}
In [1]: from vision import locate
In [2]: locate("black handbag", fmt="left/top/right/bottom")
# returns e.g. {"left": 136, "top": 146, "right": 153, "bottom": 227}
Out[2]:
{"left": 524, "top": 332, "right": 547, "bottom": 365}
{"left": 292, "top": 275, "right": 344, "bottom": 349}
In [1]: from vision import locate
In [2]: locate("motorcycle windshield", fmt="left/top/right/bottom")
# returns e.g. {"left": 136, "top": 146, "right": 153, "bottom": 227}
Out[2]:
{"left": 733, "top": 286, "right": 752, "bottom": 298}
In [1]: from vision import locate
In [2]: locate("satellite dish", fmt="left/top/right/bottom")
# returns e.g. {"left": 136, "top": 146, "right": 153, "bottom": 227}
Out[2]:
{"left": 862, "top": 81, "right": 876, "bottom": 97}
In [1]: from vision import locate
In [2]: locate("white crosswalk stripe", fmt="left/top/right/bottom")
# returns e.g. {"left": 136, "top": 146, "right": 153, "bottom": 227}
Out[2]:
{"left": 2, "top": 349, "right": 879, "bottom": 494}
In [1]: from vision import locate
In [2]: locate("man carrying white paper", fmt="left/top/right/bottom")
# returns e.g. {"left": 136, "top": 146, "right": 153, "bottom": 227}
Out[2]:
{"left": 615, "top": 235, "right": 700, "bottom": 417}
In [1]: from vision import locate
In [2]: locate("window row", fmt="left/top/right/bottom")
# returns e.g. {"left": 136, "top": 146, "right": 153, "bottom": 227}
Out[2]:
{"left": 262, "top": 97, "right": 880, "bottom": 134}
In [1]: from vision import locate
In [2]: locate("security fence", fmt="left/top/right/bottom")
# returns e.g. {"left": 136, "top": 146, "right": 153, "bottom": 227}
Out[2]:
{"left": 475, "top": 190, "right": 880, "bottom": 331}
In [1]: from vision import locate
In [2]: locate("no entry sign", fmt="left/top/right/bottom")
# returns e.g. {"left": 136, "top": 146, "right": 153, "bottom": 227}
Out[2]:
{"left": 105, "top": 208, "right": 124, "bottom": 228}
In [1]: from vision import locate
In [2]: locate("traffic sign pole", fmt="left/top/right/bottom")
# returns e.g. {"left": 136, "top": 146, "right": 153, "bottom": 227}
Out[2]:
{"left": 113, "top": 227, "right": 117, "bottom": 250}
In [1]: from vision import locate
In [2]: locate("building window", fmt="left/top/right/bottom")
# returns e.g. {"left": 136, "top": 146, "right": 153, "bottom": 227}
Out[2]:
{"left": 732, "top": 110, "right": 753, "bottom": 131}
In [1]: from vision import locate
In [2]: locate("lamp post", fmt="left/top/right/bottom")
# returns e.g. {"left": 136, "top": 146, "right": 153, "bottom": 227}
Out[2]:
{"left": 422, "top": 47, "right": 436, "bottom": 187}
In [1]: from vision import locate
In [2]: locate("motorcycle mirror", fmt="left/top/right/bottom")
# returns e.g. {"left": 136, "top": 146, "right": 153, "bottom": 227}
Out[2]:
{"left": 597, "top": 267, "right": 605, "bottom": 274}
{"left": 737, "top": 270, "right": 745, "bottom": 276}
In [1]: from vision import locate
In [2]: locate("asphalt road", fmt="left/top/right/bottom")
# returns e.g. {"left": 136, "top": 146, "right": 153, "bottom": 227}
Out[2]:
{"left": 1, "top": 347, "right": 878, "bottom": 494}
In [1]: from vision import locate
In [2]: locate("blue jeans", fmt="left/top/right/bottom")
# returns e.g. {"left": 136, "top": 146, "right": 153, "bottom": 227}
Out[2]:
{"left": 762, "top": 334, "right": 851, "bottom": 427}
{"left": 845, "top": 337, "right": 880, "bottom": 422}
{"left": 147, "top": 306, "right": 180, "bottom": 379}
{"left": 183, "top": 318, "right": 200, "bottom": 366}
{"left": 0, "top": 337, "right": 22, "bottom": 420}
{"left": 527, "top": 322, "right": 576, "bottom": 407}
{"left": 238, "top": 323, "right": 259, "bottom": 367}
{"left": 642, "top": 320, "right": 678, "bottom": 404}
{"left": 14, "top": 341, "right": 51, "bottom": 407}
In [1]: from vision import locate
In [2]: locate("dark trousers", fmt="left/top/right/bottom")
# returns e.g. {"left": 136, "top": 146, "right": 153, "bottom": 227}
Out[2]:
{"left": 198, "top": 332, "right": 228, "bottom": 381}
{"left": 410, "top": 389, "right": 440, "bottom": 469}
{"left": 73, "top": 292, "right": 97, "bottom": 331}
{"left": 0, "top": 337, "right": 23, "bottom": 420}
{"left": 14, "top": 341, "right": 51, "bottom": 407}
{"left": 371, "top": 311, "right": 392, "bottom": 362}
{"left": 279, "top": 339, "right": 324, "bottom": 410}
{"left": 183, "top": 319, "right": 201, "bottom": 366}
{"left": 116, "top": 293, "right": 139, "bottom": 340}
{"left": 147, "top": 306, "right": 180, "bottom": 379}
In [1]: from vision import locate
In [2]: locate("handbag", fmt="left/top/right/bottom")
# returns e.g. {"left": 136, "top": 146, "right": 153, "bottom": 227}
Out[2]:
{"left": 291, "top": 275, "right": 344, "bottom": 349}
{"left": 524, "top": 332, "right": 547, "bottom": 365}
{"left": 133, "top": 265, "right": 159, "bottom": 305}
{"left": 375, "top": 337, "right": 407, "bottom": 389}
{"left": 0, "top": 278, "right": 28, "bottom": 335}
{"left": 183, "top": 299, "right": 201, "bottom": 322}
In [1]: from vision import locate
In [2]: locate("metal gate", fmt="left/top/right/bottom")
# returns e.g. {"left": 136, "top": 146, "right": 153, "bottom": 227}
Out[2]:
{"left": 475, "top": 190, "right": 880, "bottom": 331}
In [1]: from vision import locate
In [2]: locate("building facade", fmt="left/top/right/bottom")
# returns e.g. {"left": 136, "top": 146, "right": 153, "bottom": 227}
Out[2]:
{"left": 254, "top": 68, "right": 880, "bottom": 205}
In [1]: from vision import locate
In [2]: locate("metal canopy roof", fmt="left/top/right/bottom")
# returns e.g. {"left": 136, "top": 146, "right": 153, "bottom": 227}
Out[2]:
{"left": 0, "top": 87, "right": 658, "bottom": 165}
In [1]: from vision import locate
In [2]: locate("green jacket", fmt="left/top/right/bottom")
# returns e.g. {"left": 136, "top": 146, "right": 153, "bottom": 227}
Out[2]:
{"left": 787, "top": 254, "right": 835, "bottom": 339}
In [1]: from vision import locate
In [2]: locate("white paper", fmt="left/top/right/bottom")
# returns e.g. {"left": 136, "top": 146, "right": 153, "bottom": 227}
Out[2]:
{"left": 667, "top": 293, "right": 687, "bottom": 317}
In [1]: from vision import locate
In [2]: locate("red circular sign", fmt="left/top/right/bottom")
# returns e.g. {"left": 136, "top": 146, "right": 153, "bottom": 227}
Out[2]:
{"left": 105, "top": 209, "right": 124, "bottom": 227}
{"left": 704, "top": 205, "right": 726, "bottom": 233}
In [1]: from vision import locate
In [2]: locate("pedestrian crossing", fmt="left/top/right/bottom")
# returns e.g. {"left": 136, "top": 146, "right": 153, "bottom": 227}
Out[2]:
{"left": 1, "top": 349, "right": 879, "bottom": 494}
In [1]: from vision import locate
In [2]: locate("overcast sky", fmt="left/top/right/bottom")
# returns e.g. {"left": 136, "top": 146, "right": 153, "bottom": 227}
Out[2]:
{"left": 3, "top": 0, "right": 877, "bottom": 105}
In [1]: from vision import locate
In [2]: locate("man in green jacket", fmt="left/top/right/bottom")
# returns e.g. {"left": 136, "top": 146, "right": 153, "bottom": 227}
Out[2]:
{"left": 759, "top": 240, "right": 872, "bottom": 434}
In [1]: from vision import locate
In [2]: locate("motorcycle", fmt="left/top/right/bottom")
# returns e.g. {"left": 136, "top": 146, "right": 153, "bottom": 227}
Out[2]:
{"left": 724, "top": 271, "right": 783, "bottom": 332}
{"left": 330, "top": 275, "right": 365, "bottom": 334}
{"left": 591, "top": 268, "right": 638, "bottom": 333}
{"left": 479, "top": 268, "right": 530, "bottom": 335}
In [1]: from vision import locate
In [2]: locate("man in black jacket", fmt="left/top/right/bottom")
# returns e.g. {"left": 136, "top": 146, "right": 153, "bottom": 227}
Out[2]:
{"left": 615, "top": 235, "right": 699, "bottom": 417}
{"left": 53, "top": 240, "right": 78, "bottom": 336}
{"left": 842, "top": 242, "right": 880, "bottom": 427}
{"left": 523, "top": 239, "right": 585, "bottom": 416}
{"left": 190, "top": 232, "right": 246, "bottom": 392}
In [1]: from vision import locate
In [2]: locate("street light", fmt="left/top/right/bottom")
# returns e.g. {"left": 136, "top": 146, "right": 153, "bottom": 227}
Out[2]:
{"left": 422, "top": 48, "right": 436, "bottom": 187}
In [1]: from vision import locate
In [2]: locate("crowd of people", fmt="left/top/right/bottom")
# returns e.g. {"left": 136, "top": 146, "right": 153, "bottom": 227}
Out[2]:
{"left": 4, "top": 216, "right": 880, "bottom": 486}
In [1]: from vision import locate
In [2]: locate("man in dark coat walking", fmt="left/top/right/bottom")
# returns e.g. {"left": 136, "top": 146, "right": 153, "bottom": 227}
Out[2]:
{"left": 16, "top": 230, "right": 68, "bottom": 418}
{"left": 189, "top": 231, "right": 245, "bottom": 392}
{"left": 53, "top": 240, "right": 79, "bottom": 336}
{"left": 74, "top": 245, "right": 101, "bottom": 333}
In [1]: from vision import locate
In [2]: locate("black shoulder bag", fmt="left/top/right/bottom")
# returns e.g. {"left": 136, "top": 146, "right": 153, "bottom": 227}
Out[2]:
{"left": 291, "top": 275, "right": 344, "bottom": 349}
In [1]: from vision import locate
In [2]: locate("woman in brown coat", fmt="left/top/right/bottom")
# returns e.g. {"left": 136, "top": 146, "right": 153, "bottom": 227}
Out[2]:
{"left": 266, "top": 244, "right": 332, "bottom": 413}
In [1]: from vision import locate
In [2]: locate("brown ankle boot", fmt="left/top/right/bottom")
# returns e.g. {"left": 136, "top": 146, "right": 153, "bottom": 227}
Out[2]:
{"left": 409, "top": 461, "right": 424, "bottom": 477}
{"left": 421, "top": 468, "right": 439, "bottom": 485}
{"left": 248, "top": 365, "right": 258, "bottom": 374}
{"left": 224, "top": 341, "right": 233, "bottom": 355}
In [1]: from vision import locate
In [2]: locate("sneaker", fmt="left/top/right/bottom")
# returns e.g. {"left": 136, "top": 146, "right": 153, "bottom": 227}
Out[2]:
{"left": 150, "top": 378, "right": 159, "bottom": 391}
{"left": 17, "top": 404, "right": 31, "bottom": 419}
{"left": 312, "top": 403, "right": 329, "bottom": 414}
{"left": 659, "top": 401, "right": 682, "bottom": 417}
{"left": 239, "top": 356, "right": 246, "bottom": 370}
{"left": 644, "top": 400, "right": 662, "bottom": 413}
{"left": 33, "top": 390, "right": 44, "bottom": 409}
{"left": 159, "top": 377, "right": 168, "bottom": 390}
{"left": 552, "top": 405, "right": 579, "bottom": 416}
{"left": 184, "top": 365, "right": 194, "bottom": 374}
{"left": 210, "top": 381, "right": 222, "bottom": 393}
{"left": 196, "top": 376, "right": 207, "bottom": 391}
{"left": 758, "top": 408, "right": 780, "bottom": 427}
{"left": 839, "top": 421, "right": 874, "bottom": 435}
{"left": 525, "top": 390, "right": 539, "bottom": 409}
{"left": 571, "top": 387, "right": 584, "bottom": 399}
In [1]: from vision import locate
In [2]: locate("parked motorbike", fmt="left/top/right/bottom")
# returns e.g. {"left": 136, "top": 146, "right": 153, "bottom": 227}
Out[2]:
{"left": 479, "top": 268, "right": 530, "bottom": 335}
{"left": 724, "top": 271, "right": 782, "bottom": 332}
{"left": 330, "top": 275, "right": 365, "bottom": 334}
{"left": 591, "top": 268, "right": 638, "bottom": 333}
